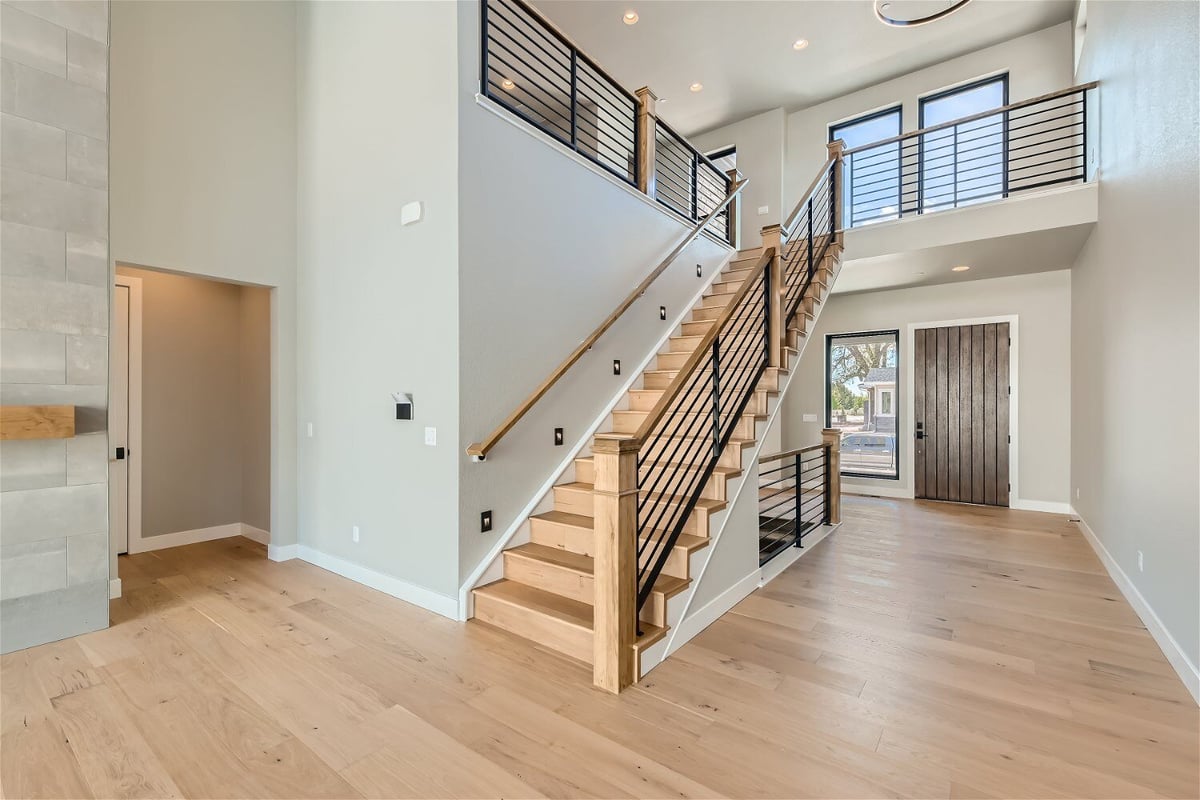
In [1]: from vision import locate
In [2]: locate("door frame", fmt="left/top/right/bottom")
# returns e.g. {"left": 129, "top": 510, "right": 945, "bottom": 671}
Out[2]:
{"left": 111, "top": 274, "right": 144, "bottom": 557}
{"left": 904, "top": 314, "right": 1017, "bottom": 507}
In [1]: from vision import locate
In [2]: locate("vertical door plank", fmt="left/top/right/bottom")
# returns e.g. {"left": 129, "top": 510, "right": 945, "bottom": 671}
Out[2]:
{"left": 947, "top": 326, "right": 960, "bottom": 503}
{"left": 971, "top": 325, "right": 985, "bottom": 504}
{"left": 996, "top": 322, "right": 1011, "bottom": 506}
{"left": 914, "top": 329, "right": 926, "bottom": 499}
{"left": 925, "top": 328, "right": 938, "bottom": 497}
{"left": 959, "top": 325, "right": 973, "bottom": 502}
{"left": 935, "top": 327, "right": 949, "bottom": 500}
{"left": 983, "top": 323, "right": 998, "bottom": 506}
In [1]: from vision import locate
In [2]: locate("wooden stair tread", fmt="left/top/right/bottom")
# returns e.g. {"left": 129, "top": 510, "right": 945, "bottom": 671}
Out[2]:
{"left": 576, "top": 455, "right": 742, "bottom": 480}
{"left": 529, "top": 509, "right": 711, "bottom": 551}
{"left": 506, "top": 543, "right": 692, "bottom": 598}
{"left": 558, "top": 481, "right": 727, "bottom": 514}
{"left": 474, "top": 579, "right": 591, "bottom": 630}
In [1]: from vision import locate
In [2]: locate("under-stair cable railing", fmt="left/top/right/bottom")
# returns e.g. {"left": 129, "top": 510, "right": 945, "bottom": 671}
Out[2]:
{"left": 481, "top": 0, "right": 639, "bottom": 185}
{"left": 465, "top": 177, "right": 746, "bottom": 460}
{"left": 843, "top": 82, "right": 1097, "bottom": 227}
{"left": 758, "top": 444, "right": 830, "bottom": 566}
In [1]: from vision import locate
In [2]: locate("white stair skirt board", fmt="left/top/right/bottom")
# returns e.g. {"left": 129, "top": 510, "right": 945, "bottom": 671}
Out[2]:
{"left": 1074, "top": 512, "right": 1200, "bottom": 705}
{"left": 295, "top": 545, "right": 459, "bottom": 621}
{"left": 456, "top": 249, "right": 736, "bottom": 621}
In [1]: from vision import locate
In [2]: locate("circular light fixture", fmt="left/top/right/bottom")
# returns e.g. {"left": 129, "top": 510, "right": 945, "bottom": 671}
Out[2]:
{"left": 623, "top": 10, "right": 638, "bottom": 25}
{"left": 501, "top": 78, "right": 515, "bottom": 91}
{"left": 689, "top": 82, "right": 703, "bottom": 92}
{"left": 792, "top": 38, "right": 809, "bottom": 50}
{"left": 874, "top": 0, "right": 972, "bottom": 27}
{"left": 952, "top": 265, "right": 971, "bottom": 272}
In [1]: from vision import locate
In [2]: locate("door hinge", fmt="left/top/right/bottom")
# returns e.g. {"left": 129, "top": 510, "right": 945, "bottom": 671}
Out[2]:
{"left": 1007, "top": 435, "right": 1011, "bottom": 444}
{"left": 1007, "top": 483, "right": 1011, "bottom": 492}
{"left": 1007, "top": 385, "right": 1011, "bottom": 395}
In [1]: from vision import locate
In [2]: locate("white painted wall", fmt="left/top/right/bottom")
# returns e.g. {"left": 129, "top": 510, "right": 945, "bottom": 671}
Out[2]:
{"left": 296, "top": 0, "right": 461, "bottom": 601}
{"left": 1069, "top": 0, "right": 1199, "bottom": 684}
{"left": 786, "top": 22, "right": 1074, "bottom": 204}
{"left": 455, "top": 1, "right": 732, "bottom": 588}
{"left": 110, "top": 0, "right": 298, "bottom": 549}
{"left": 692, "top": 108, "right": 786, "bottom": 247}
{"left": 783, "top": 270, "right": 1072, "bottom": 508}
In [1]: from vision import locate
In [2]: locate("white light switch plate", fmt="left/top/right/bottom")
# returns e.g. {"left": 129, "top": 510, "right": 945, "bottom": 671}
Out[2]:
{"left": 757, "top": 205, "right": 769, "bottom": 215}
{"left": 802, "top": 413, "right": 818, "bottom": 423}
{"left": 424, "top": 426, "right": 437, "bottom": 446}
{"left": 401, "top": 201, "right": 424, "bottom": 226}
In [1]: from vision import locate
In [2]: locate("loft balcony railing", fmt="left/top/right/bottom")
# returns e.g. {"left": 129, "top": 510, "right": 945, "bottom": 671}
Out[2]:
{"left": 842, "top": 82, "right": 1098, "bottom": 228}
{"left": 479, "top": 0, "right": 735, "bottom": 245}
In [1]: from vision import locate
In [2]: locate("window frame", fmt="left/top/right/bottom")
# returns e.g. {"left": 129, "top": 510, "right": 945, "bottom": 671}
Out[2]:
{"left": 825, "top": 329, "right": 901, "bottom": 481}
{"left": 918, "top": 73, "right": 1011, "bottom": 209}
{"left": 830, "top": 105, "right": 903, "bottom": 227}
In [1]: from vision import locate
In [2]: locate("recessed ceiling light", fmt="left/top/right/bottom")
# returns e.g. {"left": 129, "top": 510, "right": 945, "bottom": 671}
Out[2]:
{"left": 623, "top": 10, "right": 638, "bottom": 25}
{"left": 501, "top": 78, "right": 515, "bottom": 91}
{"left": 690, "top": 82, "right": 703, "bottom": 92}
{"left": 792, "top": 38, "right": 809, "bottom": 50}
{"left": 952, "top": 265, "right": 971, "bottom": 272}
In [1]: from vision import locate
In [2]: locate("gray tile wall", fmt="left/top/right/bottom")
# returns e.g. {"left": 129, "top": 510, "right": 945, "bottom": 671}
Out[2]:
{"left": 0, "top": 0, "right": 109, "bottom": 653}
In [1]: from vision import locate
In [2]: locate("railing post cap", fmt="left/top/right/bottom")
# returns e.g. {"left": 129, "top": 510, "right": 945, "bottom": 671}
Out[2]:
{"left": 760, "top": 223, "right": 782, "bottom": 235}
{"left": 635, "top": 86, "right": 658, "bottom": 102}
{"left": 827, "top": 139, "right": 845, "bottom": 158}
{"left": 593, "top": 433, "right": 640, "bottom": 454}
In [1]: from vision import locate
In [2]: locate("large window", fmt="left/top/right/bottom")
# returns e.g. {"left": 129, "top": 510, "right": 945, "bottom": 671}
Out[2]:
{"left": 831, "top": 106, "right": 901, "bottom": 227}
{"left": 826, "top": 330, "right": 899, "bottom": 479}
{"left": 919, "top": 74, "right": 1008, "bottom": 212}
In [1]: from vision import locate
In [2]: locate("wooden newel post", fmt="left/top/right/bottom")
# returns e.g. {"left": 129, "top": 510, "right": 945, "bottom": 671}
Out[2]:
{"left": 635, "top": 87, "right": 658, "bottom": 199}
{"left": 591, "top": 433, "right": 639, "bottom": 693}
{"left": 725, "top": 168, "right": 742, "bottom": 248}
{"left": 827, "top": 138, "right": 845, "bottom": 244}
{"left": 821, "top": 428, "right": 842, "bottom": 525}
{"left": 760, "top": 223, "right": 784, "bottom": 368}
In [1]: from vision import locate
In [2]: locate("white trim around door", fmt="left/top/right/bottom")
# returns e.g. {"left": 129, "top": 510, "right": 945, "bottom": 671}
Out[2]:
{"left": 111, "top": 275, "right": 144, "bottom": 557}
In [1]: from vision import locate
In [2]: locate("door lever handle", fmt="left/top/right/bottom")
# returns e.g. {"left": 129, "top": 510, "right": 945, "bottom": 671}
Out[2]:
{"left": 115, "top": 447, "right": 126, "bottom": 460}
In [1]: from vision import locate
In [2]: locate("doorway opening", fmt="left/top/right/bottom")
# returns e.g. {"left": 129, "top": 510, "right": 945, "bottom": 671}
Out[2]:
{"left": 109, "top": 267, "right": 272, "bottom": 570}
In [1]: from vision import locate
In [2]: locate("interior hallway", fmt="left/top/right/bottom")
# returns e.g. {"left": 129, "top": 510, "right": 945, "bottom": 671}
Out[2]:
{"left": 2, "top": 497, "right": 1196, "bottom": 799}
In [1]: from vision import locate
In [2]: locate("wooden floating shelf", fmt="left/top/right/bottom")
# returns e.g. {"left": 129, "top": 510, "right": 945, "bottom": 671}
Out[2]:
{"left": 0, "top": 405, "right": 76, "bottom": 441}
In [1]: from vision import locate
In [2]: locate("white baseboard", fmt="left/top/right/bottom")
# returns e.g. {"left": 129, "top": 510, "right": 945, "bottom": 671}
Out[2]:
{"left": 842, "top": 483, "right": 912, "bottom": 499}
{"left": 130, "top": 522, "right": 244, "bottom": 553}
{"left": 108, "top": 578, "right": 122, "bottom": 599}
{"left": 296, "top": 545, "right": 459, "bottom": 621}
{"left": 1074, "top": 513, "right": 1200, "bottom": 705}
{"left": 662, "top": 570, "right": 762, "bottom": 661}
{"left": 267, "top": 543, "right": 298, "bottom": 562}
{"left": 240, "top": 524, "right": 271, "bottom": 545}
{"left": 1011, "top": 498, "right": 1074, "bottom": 514}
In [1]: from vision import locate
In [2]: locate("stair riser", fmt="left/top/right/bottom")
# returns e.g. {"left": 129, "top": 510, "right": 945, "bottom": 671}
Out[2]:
{"left": 681, "top": 320, "right": 714, "bottom": 337}
{"left": 655, "top": 346, "right": 766, "bottom": 371}
{"left": 501, "top": 552, "right": 673, "bottom": 628}
{"left": 529, "top": 519, "right": 698, "bottom": 575}
{"left": 691, "top": 305, "right": 723, "bottom": 322}
{"left": 669, "top": 335, "right": 705, "bottom": 353}
{"left": 576, "top": 457, "right": 737, "bottom": 499}
{"left": 709, "top": 280, "right": 739, "bottom": 295}
{"left": 473, "top": 592, "right": 592, "bottom": 664}
{"left": 627, "top": 389, "right": 770, "bottom": 414}
{"left": 550, "top": 484, "right": 719, "bottom": 533}
{"left": 639, "top": 438, "right": 746, "bottom": 470}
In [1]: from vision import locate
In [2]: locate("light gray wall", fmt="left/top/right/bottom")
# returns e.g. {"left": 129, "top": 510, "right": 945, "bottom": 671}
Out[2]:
{"left": 1070, "top": 1, "right": 1199, "bottom": 671}
{"left": 784, "top": 270, "right": 1073, "bottom": 506}
{"left": 110, "top": 0, "right": 297, "bottom": 548}
{"left": 114, "top": 267, "right": 269, "bottom": 538}
{"left": 693, "top": 107, "right": 786, "bottom": 248}
{"left": 456, "top": 0, "right": 732, "bottom": 587}
{"left": 0, "top": 0, "right": 110, "bottom": 652}
{"left": 297, "top": 0, "right": 462, "bottom": 600}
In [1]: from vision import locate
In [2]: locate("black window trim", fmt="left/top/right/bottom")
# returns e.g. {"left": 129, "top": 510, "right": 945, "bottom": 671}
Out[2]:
{"left": 830, "top": 105, "right": 903, "bottom": 227}
{"left": 918, "top": 73, "right": 1011, "bottom": 206}
{"left": 825, "top": 329, "right": 901, "bottom": 481}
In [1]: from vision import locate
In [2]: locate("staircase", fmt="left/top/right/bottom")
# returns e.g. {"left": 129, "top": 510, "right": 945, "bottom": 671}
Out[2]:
{"left": 472, "top": 238, "right": 843, "bottom": 675}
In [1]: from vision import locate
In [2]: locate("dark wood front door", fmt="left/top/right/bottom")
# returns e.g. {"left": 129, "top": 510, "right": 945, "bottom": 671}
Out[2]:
{"left": 914, "top": 322, "right": 1010, "bottom": 506}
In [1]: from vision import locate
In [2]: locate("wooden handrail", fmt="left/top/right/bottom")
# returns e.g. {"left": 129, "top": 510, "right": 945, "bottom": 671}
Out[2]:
{"left": 782, "top": 153, "right": 837, "bottom": 234}
{"left": 466, "top": 178, "right": 749, "bottom": 459}
{"left": 759, "top": 443, "right": 827, "bottom": 464}
{"left": 842, "top": 81, "right": 1100, "bottom": 156}
{"left": 631, "top": 248, "right": 774, "bottom": 444}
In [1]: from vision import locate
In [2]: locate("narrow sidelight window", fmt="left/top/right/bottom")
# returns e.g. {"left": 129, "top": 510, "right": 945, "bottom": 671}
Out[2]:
{"left": 826, "top": 330, "right": 900, "bottom": 480}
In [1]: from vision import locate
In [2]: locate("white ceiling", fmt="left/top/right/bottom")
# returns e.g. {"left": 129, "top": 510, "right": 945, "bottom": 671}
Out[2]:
{"left": 531, "top": 0, "right": 1074, "bottom": 136}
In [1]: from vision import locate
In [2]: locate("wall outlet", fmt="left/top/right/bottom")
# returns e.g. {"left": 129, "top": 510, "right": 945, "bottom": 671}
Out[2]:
{"left": 352, "top": 525, "right": 360, "bottom": 543}
{"left": 307, "top": 422, "right": 314, "bottom": 438}
{"left": 1137, "top": 550, "right": 1144, "bottom": 572}
{"left": 424, "top": 426, "right": 437, "bottom": 446}
{"left": 757, "top": 205, "right": 769, "bottom": 215}
{"left": 481, "top": 510, "right": 493, "bottom": 533}
{"left": 802, "top": 413, "right": 818, "bottom": 423}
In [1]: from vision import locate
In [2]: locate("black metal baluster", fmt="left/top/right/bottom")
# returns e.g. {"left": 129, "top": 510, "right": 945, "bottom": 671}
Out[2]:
{"left": 711, "top": 339, "right": 721, "bottom": 461}
{"left": 806, "top": 197, "right": 815, "bottom": 283}
{"left": 793, "top": 452, "right": 803, "bottom": 548}
{"left": 569, "top": 51, "right": 577, "bottom": 148}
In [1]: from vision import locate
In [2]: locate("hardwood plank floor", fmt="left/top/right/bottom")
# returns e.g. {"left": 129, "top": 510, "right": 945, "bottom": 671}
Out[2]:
{"left": 2, "top": 497, "right": 1196, "bottom": 799}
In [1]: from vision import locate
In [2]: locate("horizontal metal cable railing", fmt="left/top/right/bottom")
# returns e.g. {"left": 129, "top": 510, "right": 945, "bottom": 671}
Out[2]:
{"left": 481, "top": 0, "right": 639, "bottom": 185}
{"left": 780, "top": 157, "right": 838, "bottom": 328}
{"left": 653, "top": 119, "right": 734, "bottom": 244}
{"left": 843, "top": 82, "right": 1097, "bottom": 227}
{"left": 632, "top": 250, "right": 773, "bottom": 612}
{"left": 758, "top": 445, "right": 830, "bottom": 566}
